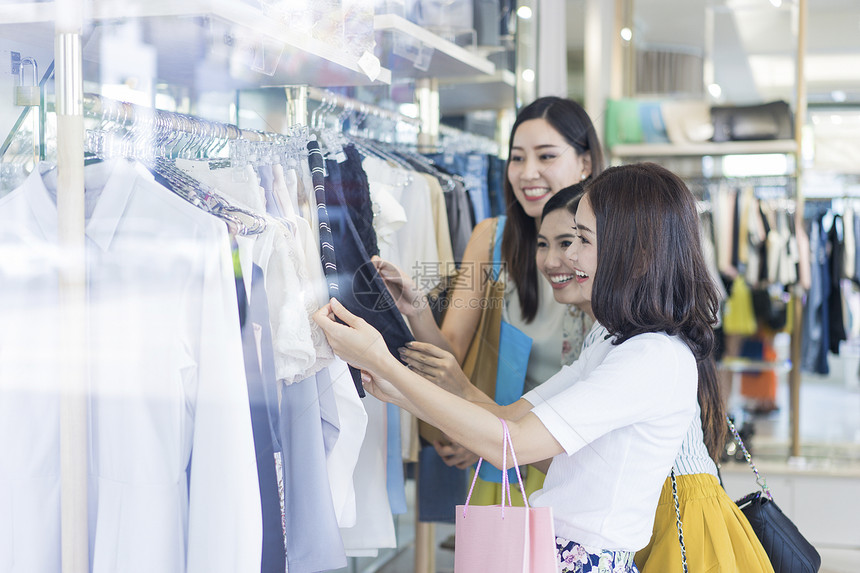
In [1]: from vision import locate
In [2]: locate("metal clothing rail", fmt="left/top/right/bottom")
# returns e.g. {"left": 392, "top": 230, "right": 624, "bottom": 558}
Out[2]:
{"left": 304, "top": 86, "right": 421, "bottom": 127}
{"left": 81, "top": 93, "right": 280, "bottom": 143}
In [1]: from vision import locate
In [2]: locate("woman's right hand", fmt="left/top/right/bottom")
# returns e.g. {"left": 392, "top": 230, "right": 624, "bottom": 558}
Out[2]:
{"left": 313, "top": 298, "right": 391, "bottom": 373}
{"left": 398, "top": 341, "right": 473, "bottom": 398}
{"left": 372, "top": 256, "right": 426, "bottom": 317}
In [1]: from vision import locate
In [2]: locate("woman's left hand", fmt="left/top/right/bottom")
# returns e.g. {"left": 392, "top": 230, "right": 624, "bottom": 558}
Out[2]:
{"left": 313, "top": 298, "right": 391, "bottom": 373}
{"left": 398, "top": 341, "right": 472, "bottom": 398}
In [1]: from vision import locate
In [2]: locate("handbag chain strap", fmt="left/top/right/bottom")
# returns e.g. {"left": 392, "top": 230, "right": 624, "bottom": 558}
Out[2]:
{"left": 726, "top": 415, "right": 772, "bottom": 500}
{"left": 670, "top": 470, "right": 689, "bottom": 573}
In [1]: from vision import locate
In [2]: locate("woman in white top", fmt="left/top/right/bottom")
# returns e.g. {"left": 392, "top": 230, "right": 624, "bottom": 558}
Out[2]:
{"left": 535, "top": 184, "right": 773, "bottom": 572}
{"left": 314, "top": 163, "right": 723, "bottom": 571}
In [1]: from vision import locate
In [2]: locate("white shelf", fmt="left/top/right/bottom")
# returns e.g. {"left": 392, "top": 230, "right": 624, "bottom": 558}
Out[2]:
{"left": 718, "top": 358, "right": 793, "bottom": 374}
{"left": 438, "top": 70, "right": 516, "bottom": 114}
{"left": 610, "top": 139, "right": 798, "bottom": 158}
{"left": 0, "top": 0, "right": 392, "bottom": 87}
{"left": 373, "top": 13, "right": 495, "bottom": 80}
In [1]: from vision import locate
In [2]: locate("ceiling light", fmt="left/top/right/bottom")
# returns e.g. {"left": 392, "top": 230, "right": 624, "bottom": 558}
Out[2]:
{"left": 770, "top": 0, "right": 782, "bottom": 6}
{"left": 708, "top": 83, "right": 722, "bottom": 98}
{"left": 620, "top": 27, "right": 632, "bottom": 42}
{"left": 522, "top": 69, "right": 535, "bottom": 83}
{"left": 516, "top": 6, "right": 532, "bottom": 20}
{"left": 832, "top": 90, "right": 848, "bottom": 103}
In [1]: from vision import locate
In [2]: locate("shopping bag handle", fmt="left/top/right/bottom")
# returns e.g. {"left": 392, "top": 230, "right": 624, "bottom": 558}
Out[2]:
{"left": 462, "top": 418, "right": 529, "bottom": 518}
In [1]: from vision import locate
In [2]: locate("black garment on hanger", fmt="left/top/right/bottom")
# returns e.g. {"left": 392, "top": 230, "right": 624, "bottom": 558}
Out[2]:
{"left": 327, "top": 144, "right": 379, "bottom": 259}
{"left": 828, "top": 214, "right": 847, "bottom": 354}
{"left": 315, "top": 142, "right": 415, "bottom": 395}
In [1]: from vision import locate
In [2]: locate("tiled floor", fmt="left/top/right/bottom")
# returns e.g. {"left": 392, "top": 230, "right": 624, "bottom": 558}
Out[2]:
{"left": 344, "top": 343, "right": 860, "bottom": 572}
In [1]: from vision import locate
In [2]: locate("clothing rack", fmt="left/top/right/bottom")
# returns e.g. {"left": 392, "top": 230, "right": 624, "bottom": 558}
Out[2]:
{"left": 82, "top": 93, "right": 282, "bottom": 147}
{"left": 305, "top": 86, "right": 421, "bottom": 128}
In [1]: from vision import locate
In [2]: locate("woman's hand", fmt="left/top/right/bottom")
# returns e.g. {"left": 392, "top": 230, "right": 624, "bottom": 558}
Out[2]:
{"left": 372, "top": 256, "right": 427, "bottom": 317}
{"left": 398, "top": 341, "right": 472, "bottom": 398}
{"left": 313, "top": 298, "right": 391, "bottom": 373}
{"left": 359, "top": 370, "right": 407, "bottom": 408}
{"left": 433, "top": 439, "right": 480, "bottom": 469}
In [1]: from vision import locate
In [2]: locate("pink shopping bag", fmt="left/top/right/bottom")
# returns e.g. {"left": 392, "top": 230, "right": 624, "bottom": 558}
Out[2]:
{"left": 455, "top": 419, "right": 557, "bottom": 572}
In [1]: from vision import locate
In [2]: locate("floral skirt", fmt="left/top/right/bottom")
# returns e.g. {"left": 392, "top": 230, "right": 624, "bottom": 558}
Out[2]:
{"left": 557, "top": 537, "right": 639, "bottom": 573}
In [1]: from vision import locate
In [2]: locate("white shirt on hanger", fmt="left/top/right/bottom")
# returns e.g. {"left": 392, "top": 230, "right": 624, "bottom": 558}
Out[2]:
{"left": 176, "top": 159, "right": 317, "bottom": 384}
{"left": 0, "top": 159, "right": 262, "bottom": 573}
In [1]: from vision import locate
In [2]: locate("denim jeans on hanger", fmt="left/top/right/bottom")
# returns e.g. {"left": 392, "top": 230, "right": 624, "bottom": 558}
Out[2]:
{"left": 417, "top": 444, "right": 467, "bottom": 523}
{"left": 487, "top": 155, "right": 506, "bottom": 218}
{"left": 426, "top": 152, "right": 491, "bottom": 224}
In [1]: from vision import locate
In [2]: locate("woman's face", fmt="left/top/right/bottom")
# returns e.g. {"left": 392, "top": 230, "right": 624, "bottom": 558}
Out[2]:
{"left": 565, "top": 195, "right": 598, "bottom": 302}
{"left": 536, "top": 209, "right": 590, "bottom": 312}
{"left": 508, "top": 118, "right": 590, "bottom": 220}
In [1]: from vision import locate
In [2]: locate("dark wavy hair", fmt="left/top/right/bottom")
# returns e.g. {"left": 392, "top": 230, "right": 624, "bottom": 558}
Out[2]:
{"left": 586, "top": 162, "right": 725, "bottom": 461}
{"left": 502, "top": 97, "right": 604, "bottom": 323}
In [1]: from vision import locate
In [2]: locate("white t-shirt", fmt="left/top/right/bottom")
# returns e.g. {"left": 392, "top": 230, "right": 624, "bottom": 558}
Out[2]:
{"left": 523, "top": 328, "right": 697, "bottom": 552}
{"left": 583, "top": 324, "right": 718, "bottom": 478}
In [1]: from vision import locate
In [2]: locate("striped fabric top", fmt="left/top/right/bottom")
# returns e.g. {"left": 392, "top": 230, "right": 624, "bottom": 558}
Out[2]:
{"left": 307, "top": 140, "right": 339, "bottom": 298}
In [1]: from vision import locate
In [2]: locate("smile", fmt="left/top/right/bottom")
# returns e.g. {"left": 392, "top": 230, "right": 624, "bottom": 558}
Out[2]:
{"left": 522, "top": 187, "right": 551, "bottom": 200}
{"left": 548, "top": 273, "right": 574, "bottom": 289}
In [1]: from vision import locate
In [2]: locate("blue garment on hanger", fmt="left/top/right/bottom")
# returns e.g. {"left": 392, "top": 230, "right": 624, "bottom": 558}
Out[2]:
{"left": 238, "top": 263, "right": 286, "bottom": 572}
{"left": 426, "top": 152, "right": 492, "bottom": 224}
{"left": 257, "top": 164, "right": 284, "bottom": 218}
{"left": 280, "top": 374, "right": 347, "bottom": 573}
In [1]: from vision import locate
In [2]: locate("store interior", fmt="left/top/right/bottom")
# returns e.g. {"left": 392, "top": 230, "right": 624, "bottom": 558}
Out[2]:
{"left": 1, "top": 0, "right": 859, "bottom": 572}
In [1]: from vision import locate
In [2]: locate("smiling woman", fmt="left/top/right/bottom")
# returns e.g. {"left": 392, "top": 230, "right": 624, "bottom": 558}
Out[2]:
{"left": 313, "top": 162, "right": 734, "bottom": 573}
{"left": 369, "top": 96, "right": 606, "bottom": 507}
{"left": 536, "top": 183, "right": 595, "bottom": 366}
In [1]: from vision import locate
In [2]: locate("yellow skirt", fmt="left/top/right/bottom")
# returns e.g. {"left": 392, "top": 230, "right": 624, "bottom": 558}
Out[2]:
{"left": 635, "top": 473, "right": 774, "bottom": 573}
{"left": 468, "top": 465, "right": 546, "bottom": 507}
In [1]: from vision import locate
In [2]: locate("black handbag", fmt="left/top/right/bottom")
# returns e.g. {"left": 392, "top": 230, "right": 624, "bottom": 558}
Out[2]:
{"left": 727, "top": 417, "right": 821, "bottom": 573}
{"left": 710, "top": 100, "right": 794, "bottom": 142}
{"left": 671, "top": 417, "right": 821, "bottom": 573}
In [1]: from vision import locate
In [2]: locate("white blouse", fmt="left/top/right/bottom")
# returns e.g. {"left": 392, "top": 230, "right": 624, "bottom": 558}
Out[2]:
{"left": 524, "top": 329, "right": 697, "bottom": 551}
{"left": 0, "top": 160, "right": 261, "bottom": 573}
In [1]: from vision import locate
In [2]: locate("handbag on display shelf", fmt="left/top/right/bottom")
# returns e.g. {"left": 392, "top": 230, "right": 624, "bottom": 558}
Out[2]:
{"left": 454, "top": 419, "right": 557, "bottom": 573}
{"left": 710, "top": 100, "right": 794, "bottom": 142}
{"left": 671, "top": 418, "right": 821, "bottom": 573}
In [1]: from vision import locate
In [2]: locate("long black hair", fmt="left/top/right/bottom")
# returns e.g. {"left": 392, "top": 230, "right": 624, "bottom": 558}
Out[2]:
{"left": 501, "top": 97, "right": 604, "bottom": 322}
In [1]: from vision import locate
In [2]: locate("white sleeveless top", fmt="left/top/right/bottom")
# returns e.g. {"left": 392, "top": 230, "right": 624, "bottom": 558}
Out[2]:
{"left": 503, "top": 274, "right": 566, "bottom": 393}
